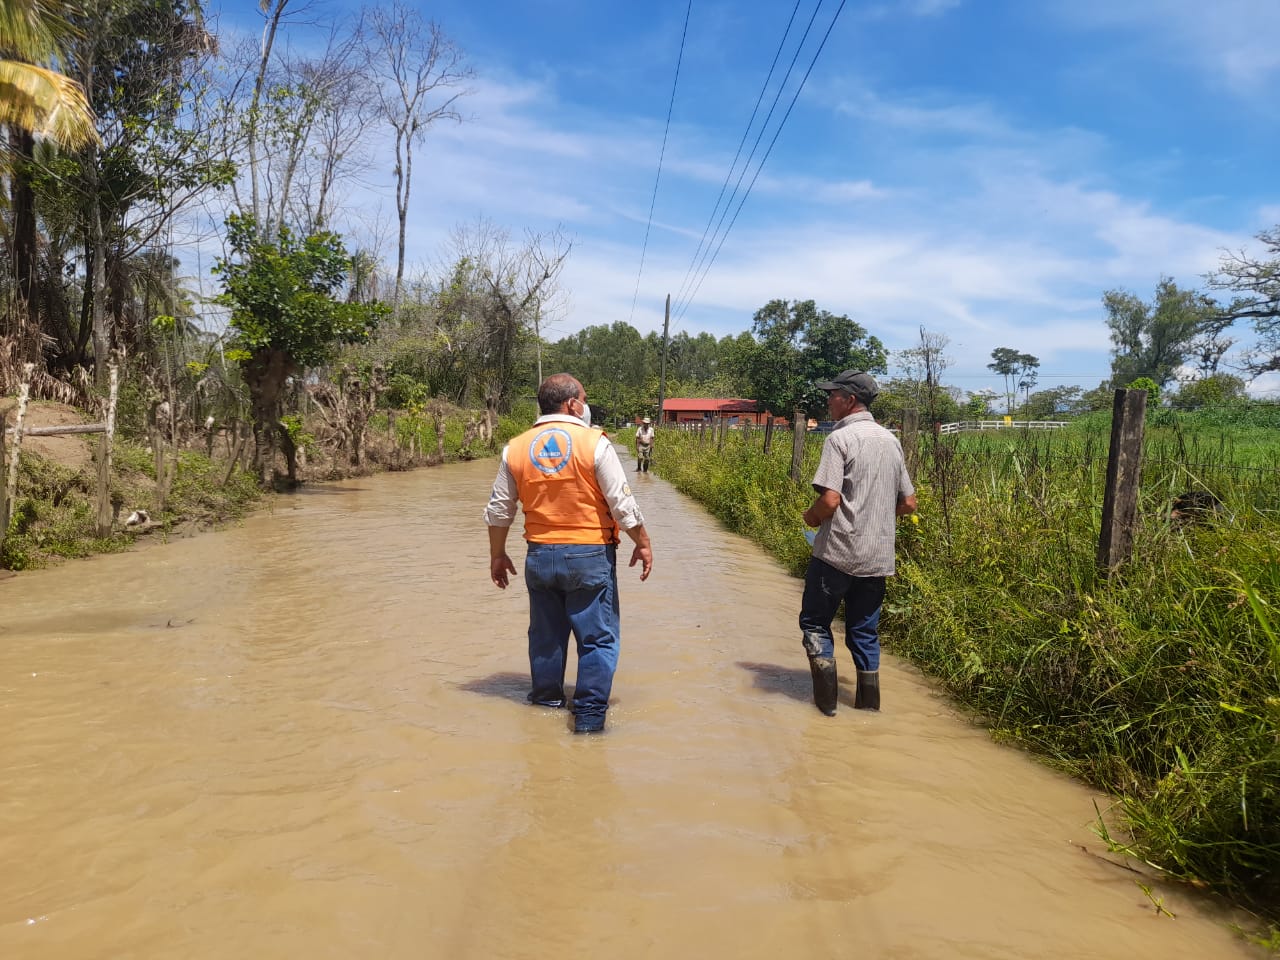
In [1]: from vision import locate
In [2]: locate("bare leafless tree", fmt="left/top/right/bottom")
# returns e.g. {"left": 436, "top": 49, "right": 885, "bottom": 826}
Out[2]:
{"left": 896, "top": 326, "right": 952, "bottom": 422}
{"left": 441, "top": 219, "right": 571, "bottom": 408}
{"left": 362, "top": 3, "right": 472, "bottom": 306}
{"left": 1209, "top": 227, "right": 1280, "bottom": 375}
{"left": 226, "top": 2, "right": 375, "bottom": 237}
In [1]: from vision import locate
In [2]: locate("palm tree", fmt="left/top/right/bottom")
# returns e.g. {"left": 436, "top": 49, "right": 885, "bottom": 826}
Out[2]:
{"left": 0, "top": 0, "right": 96, "bottom": 147}
{"left": 2, "top": 0, "right": 97, "bottom": 343}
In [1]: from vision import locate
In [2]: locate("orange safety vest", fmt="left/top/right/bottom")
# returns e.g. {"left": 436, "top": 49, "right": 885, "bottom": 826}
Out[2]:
{"left": 508, "top": 421, "right": 620, "bottom": 544}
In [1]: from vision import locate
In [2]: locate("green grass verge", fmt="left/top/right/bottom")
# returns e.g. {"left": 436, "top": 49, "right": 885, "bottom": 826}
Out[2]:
{"left": 1, "top": 441, "right": 262, "bottom": 570}
{"left": 652, "top": 420, "right": 1280, "bottom": 928}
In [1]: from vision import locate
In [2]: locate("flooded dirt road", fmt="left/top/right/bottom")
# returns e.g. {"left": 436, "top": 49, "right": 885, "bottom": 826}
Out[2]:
{"left": 0, "top": 452, "right": 1261, "bottom": 958}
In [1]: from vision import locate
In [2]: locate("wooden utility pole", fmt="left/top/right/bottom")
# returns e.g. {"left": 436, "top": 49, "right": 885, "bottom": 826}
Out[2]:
{"left": 1096, "top": 388, "right": 1147, "bottom": 572}
{"left": 656, "top": 294, "right": 670, "bottom": 426}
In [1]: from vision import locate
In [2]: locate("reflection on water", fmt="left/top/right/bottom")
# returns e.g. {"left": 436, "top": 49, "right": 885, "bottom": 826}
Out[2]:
{"left": 0, "top": 456, "right": 1261, "bottom": 958}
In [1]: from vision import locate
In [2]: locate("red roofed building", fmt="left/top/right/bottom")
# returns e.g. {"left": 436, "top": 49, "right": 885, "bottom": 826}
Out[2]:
{"left": 658, "top": 398, "right": 784, "bottom": 426}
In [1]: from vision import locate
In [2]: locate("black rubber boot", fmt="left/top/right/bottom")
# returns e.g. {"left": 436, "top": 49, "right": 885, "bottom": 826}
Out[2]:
{"left": 808, "top": 656, "right": 838, "bottom": 716}
{"left": 854, "top": 670, "right": 880, "bottom": 711}
{"left": 527, "top": 689, "right": 566, "bottom": 709}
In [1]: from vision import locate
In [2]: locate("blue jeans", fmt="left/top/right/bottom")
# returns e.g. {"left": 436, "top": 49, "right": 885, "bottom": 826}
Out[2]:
{"left": 524, "top": 542, "right": 620, "bottom": 722}
{"left": 799, "top": 557, "right": 886, "bottom": 671}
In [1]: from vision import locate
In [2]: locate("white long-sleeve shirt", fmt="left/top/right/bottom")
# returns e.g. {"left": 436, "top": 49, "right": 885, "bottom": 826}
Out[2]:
{"left": 483, "top": 414, "right": 645, "bottom": 531}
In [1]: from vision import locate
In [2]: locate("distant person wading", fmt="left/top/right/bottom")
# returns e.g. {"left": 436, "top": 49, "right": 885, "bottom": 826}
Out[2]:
{"left": 484, "top": 374, "right": 654, "bottom": 734}
{"left": 635, "top": 417, "right": 655, "bottom": 473}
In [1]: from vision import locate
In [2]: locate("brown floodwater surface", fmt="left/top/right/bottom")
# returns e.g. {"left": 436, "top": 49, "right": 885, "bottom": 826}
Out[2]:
{"left": 0, "top": 454, "right": 1263, "bottom": 958}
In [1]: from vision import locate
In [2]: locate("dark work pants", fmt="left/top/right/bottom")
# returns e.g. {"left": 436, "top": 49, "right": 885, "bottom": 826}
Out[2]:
{"left": 798, "top": 556, "right": 886, "bottom": 672}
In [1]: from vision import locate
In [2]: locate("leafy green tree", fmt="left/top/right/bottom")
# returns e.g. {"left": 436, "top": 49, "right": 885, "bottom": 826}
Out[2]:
{"left": 548, "top": 321, "right": 651, "bottom": 424}
{"left": 1079, "top": 381, "right": 1115, "bottom": 413}
{"left": 964, "top": 390, "right": 995, "bottom": 419}
{"left": 214, "top": 214, "right": 386, "bottom": 485}
{"left": 1016, "top": 354, "right": 1039, "bottom": 409}
{"left": 987, "top": 347, "right": 1020, "bottom": 415}
{"left": 1171, "top": 373, "right": 1247, "bottom": 410}
{"left": 987, "top": 347, "right": 1039, "bottom": 414}
{"left": 32, "top": 0, "right": 231, "bottom": 380}
{"left": 871, "top": 376, "right": 960, "bottom": 427}
{"left": 726, "top": 299, "right": 887, "bottom": 418}
{"left": 1104, "top": 278, "right": 1219, "bottom": 387}
{"left": 1020, "top": 385, "right": 1082, "bottom": 420}
{"left": 1126, "top": 376, "right": 1160, "bottom": 406}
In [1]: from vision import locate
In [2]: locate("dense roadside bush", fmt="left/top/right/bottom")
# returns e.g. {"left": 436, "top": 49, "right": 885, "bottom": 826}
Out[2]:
{"left": 653, "top": 421, "right": 1280, "bottom": 923}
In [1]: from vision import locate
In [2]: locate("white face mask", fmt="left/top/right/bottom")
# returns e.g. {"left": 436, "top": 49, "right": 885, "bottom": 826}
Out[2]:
{"left": 579, "top": 401, "right": 591, "bottom": 427}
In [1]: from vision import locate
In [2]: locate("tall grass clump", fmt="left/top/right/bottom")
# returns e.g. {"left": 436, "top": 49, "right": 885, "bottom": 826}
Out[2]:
{"left": 653, "top": 421, "right": 1280, "bottom": 921}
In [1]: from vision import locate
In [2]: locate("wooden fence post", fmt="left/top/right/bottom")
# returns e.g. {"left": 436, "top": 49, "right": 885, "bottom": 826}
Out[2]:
{"left": 2, "top": 363, "right": 34, "bottom": 552}
{"left": 763, "top": 417, "right": 774, "bottom": 455}
{"left": 0, "top": 410, "right": 6, "bottom": 547}
{"left": 790, "top": 409, "right": 806, "bottom": 482}
{"left": 95, "top": 363, "right": 118, "bottom": 537}
{"left": 1096, "top": 388, "right": 1147, "bottom": 572}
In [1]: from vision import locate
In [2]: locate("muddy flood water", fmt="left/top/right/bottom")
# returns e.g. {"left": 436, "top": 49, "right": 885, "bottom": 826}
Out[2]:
{"left": 0, "top": 450, "right": 1265, "bottom": 958}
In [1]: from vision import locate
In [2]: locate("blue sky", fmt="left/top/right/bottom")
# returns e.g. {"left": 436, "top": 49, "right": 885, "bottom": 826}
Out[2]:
{"left": 217, "top": 0, "right": 1280, "bottom": 398}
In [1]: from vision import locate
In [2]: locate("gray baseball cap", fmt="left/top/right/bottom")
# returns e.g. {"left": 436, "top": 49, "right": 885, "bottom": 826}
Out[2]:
{"left": 815, "top": 370, "right": 880, "bottom": 402}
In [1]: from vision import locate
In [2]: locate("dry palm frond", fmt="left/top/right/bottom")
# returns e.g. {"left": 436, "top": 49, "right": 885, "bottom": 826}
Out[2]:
{"left": 0, "top": 59, "right": 97, "bottom": 147}
{"left": 0, "top": 0, "right": 70, "bottom": 63}
{"left": 0, "top": 336, "right": 94, "bottom": 407}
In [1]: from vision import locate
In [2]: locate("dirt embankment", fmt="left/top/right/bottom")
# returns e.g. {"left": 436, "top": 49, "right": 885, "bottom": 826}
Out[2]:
{"left": 0, "top": 400, "right": 94, "bottom": 470}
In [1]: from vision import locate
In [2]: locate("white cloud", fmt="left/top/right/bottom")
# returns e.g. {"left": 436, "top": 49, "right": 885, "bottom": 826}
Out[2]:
{"left": 860, "top": 0, "right": 963, "bottom": 21}
{"left": 186, "top": 2, "right": 1278, "bottom": 410}
{"left": 257, "top": 68, "right": 1265, "bottom": 397}
{"left": 1247, "top": 372, "right": 1280, "bottom": 398}
{"left": 1256, "top": 205, "right": 1280, "bottom": 228}
{"left": 836, "top": 90, "right": 1013, "bottom": 139}
{"left": 1055, "top": 1, "right": 1280, "bottom": 93}
{"left": 908, "top": 0, "right": 962, "bottom": 13}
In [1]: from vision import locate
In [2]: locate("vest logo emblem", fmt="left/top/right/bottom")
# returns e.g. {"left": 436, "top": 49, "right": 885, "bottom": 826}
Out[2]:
{"left": 530, "top": 428, "right": 573, "bottom": 474}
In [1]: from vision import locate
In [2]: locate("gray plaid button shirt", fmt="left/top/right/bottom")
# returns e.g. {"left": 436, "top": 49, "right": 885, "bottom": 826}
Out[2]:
{"left": 810, "top": 411, "right": 915, "bottom": 577}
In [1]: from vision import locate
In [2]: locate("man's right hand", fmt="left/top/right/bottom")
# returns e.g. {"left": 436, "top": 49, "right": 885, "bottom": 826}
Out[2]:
{"left": 629, "top": 544, "right": 653, "bottom": 581}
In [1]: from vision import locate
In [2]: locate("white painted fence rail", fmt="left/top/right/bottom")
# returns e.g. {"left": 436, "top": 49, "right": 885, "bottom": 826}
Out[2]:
{"left": 937, "top": 420, "right": 1069, "bottom": 435}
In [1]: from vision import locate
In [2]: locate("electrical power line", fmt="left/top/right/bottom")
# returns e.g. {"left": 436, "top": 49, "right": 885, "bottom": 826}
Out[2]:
{"left": 628, "top": 0, "right": 694, "bottom": 326}
{"left": 674, "top": 0, "right": 850, "bottom": 326}
{"left": 669, "top": 0, "right": 805, "bottom": 313}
